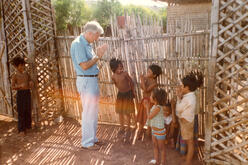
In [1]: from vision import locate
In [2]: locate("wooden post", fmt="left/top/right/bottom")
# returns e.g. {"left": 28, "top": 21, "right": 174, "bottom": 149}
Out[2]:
{"left": 51, "top": 2, "right": 65, "bottom": 116}
{"left": 0, "top": 0, "right": 13, "bottom": 117}
{"left": 21, "top": 0, "right": 41, "bottom": 125}
{"left": 205, "top": 0, "right": 219, "bottom": 164}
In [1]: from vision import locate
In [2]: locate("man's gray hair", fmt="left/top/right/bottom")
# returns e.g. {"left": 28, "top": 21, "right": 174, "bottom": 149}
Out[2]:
{"left": 83, "top": 21, "right": 104, "bottom": 34}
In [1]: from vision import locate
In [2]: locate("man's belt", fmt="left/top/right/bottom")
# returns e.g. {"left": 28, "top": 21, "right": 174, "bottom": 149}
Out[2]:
{"left": 77, "top": 74, "right": 98, "bottom": 77}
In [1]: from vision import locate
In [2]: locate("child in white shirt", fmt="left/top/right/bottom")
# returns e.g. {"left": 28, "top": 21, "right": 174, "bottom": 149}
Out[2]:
{"left": 175, "top": 71, "right": 203, "bottom": 165}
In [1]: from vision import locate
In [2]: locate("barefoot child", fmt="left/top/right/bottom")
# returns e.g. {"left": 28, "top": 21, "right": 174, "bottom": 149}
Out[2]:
{"left": 137, "top": 64, "right": 162, "bottom": 139}
{"left": 163, "top": 102, "right": 178, "bottom": 148}
{"left": 11, "top": 56, "right": 33, "bottom": 136}
{"left": 110, "top": 58, "right": 135, "bottom": 137}
{"left": 148, "top": 88, "right": 167, "bottom": 165}
{"left": 175, "top": 71, "right": 203, "bottom": 165}
{"left": 163, "top": 103, "right": 172, "bottom": 145}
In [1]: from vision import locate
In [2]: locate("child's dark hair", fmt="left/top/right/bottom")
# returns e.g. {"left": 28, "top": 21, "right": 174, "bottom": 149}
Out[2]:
{"left": 152, "top": 88, "right": 167, "bottom": 105}
{"left": 11, "top": 56, "right": 25, "bottom": 67}
{"left": 109, "top": 58, "right": 122, "bottom": 73}
{"left": 149, "top": 64, "right": 162, "bottom": 78}
{"left": 182, "top": 71, "right": 203, "bottom": 91}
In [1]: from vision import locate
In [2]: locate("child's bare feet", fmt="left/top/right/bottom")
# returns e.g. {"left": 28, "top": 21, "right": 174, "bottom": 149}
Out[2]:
{"left": 18, "top": 131, "right": 26, "bottom": 141}
{"left": 19, "top": 131, "right": 25, "bottom": 136}
{"left": 137, "top": 129, "right": 143, "bottom": 140}
{"left": 125, "top": 129, "right": 132, "bottom": 140}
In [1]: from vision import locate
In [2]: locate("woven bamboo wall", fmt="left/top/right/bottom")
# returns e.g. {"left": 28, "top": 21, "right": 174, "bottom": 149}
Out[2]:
{"left": 167, "top": 2, "right": 211, "bottom": 33}
{"left": 56, "top": 14, "right": 210, "bottom": 144}
{"left": 0, "top": 0, "right": 27, "bottom": 118}
{"left": 0, "top": 0, "right": 63, "bottom": 124}
{"left": 205, "top": 0, "right": 248, "bottom": 164}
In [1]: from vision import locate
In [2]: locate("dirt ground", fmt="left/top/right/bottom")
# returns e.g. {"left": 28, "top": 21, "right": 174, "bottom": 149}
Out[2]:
{"left": 0, "top": 115, "right": 203, "bottom": 165}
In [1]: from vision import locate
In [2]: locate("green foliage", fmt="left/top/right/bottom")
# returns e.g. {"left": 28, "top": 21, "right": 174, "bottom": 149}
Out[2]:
{"left": 52, "top": 0, "right": 167, "bottom": 34}
{"left": 92, "top": 0, "right": 123, "bottom": 32}
{"left": 52, "top": 0, "right": 91, "bottom": 33}
{"left": 52, "top": 0, "right": 70, "bottom": 32}
{"left": 123, "top": 5, "right": 160, "bottom": 20}
{"left": 69, "top": 0, "right": 91, "bottom": 27}
{"left": 123, "top": 5, "right": 165, "bottom": 32}
{"left": 159, "top": 8, "right": 167, "bottom": 32}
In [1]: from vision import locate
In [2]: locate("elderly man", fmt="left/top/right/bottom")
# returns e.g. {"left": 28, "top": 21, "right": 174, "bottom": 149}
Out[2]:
{"left": 70, "top": 21, "right": 108, "bottom": 150}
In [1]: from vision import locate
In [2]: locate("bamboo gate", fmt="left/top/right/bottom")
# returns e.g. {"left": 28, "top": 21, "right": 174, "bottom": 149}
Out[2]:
{"left": 0, "top": 0, "right": 247, "bottom": 164}
{"left": 0, "top": 0, "right": 64, "bottom": 125}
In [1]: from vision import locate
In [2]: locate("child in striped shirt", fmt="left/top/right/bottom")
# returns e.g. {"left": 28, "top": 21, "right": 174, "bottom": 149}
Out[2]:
{"left": 147, "top": 88, "right": 167, "bottom": 165}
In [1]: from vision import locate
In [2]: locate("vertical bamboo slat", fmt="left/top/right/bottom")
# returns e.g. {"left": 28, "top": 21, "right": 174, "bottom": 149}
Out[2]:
{"left": 0, "top": 15, "right": 12, "bottom": 116}
{"left": 205, "top": 0, "right": 219, "bottom": 163}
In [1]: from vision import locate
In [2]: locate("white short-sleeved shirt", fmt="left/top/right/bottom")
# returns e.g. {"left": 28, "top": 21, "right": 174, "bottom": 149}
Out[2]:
{"left": 176, "top": 92, "right": 196, "bottom": 123}
{"left": 164, "top": 115, "right": 172, "bottom": 125}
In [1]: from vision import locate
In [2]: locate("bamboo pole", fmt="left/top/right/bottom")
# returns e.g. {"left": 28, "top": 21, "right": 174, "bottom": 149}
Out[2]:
{"left": 0, "top": 44, "right": 10, "bottom": 112}
{"left": 0, "top": 1, "right": 13, "bottom": 117}
{"left": 205, "top": 0, "right": 219, "bottom": 164}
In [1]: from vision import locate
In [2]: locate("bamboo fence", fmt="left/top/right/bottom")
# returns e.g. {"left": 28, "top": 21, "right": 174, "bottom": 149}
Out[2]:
{"left": 56, "top": 14, "right": 210, "bottom": 142}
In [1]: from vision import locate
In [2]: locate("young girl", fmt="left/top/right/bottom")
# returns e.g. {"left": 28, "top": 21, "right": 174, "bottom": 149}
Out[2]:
{"left": 163, "top": 102, "right": 179, "bottom": 148}
{"left": 137, "top": 64, "right": 162, "bottom": 140}
{"left": 148, "top": 88, "right": 167, "bottom": 165}
{"left": 175, "top": 71, "right": 203, "bottom": 165}
{"left": 11, "top": 56, "right": 33, "bottom": 136}
{"left": 163, "top": 103, "right": 173, "bottom": 145}
{"left": 110, "top": 58, "right": 135, "bottom": 138}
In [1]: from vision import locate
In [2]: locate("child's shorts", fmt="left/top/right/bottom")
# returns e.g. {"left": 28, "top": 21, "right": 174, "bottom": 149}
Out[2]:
{"left": 152, "top": 128, "right": 166, "bottom": 140}
{"left": 179, "top": 118, "right": 194, "bottom": 140}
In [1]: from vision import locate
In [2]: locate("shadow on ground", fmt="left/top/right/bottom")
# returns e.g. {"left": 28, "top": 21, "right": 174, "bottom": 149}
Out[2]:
{"left": 0, "top": 116, "right": 203, "bottom": 165}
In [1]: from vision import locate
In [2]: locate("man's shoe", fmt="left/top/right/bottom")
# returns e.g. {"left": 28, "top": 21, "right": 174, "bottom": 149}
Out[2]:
{"left": 81, "top": 145, "right": 100, "bottom": 150}
{"left": 95, "top": 141, "right": 105, "bottom": 146}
